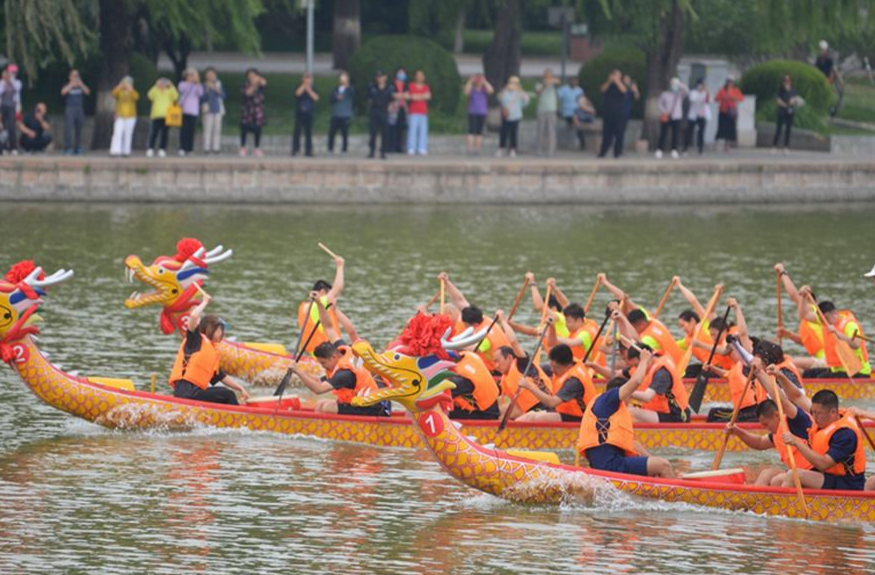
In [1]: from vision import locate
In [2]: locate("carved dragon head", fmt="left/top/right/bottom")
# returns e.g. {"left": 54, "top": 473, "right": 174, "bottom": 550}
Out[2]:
{"left": 0, "top": 261, "right": 74, "bottom": 360}
{"left": 123, "top": 238, "right": 232, "bottom": 334}
{"left": 351, "top": 314, "right": 487, "bottom": 412}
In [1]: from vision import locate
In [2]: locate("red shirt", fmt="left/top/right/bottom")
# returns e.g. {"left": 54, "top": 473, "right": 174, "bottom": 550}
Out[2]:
{"left": 408, "top": 83, "right": 430, "bottom": 115}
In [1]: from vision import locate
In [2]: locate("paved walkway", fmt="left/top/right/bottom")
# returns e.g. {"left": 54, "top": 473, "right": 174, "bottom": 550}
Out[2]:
{"left": 157, "top": 52, "right": 580, "bottom": 78}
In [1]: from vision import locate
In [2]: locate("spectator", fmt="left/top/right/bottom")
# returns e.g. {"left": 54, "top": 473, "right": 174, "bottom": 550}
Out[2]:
{"left": 201, "top": 67, "right": 225, "bottom": 155}
{"left": 597, "top": 69, "right": 628, "bottom": 159}
{"left": 683, "top": 79, "right": 710, "bottom": 156}
{"left": 496, "top": 75, "right": 530, "bottom": 158}
{"left": 616, "top": 74, "right": 640, "bottom": 156}
{"left": 146, "top": 78, "right": 179, "bottom": 158}
{"left": 240, "top": 68, "right": 267, "bottom": 157}
{"left": 405, "top": 70, "right": 431, "bottom": 156}
{"left": 815, "top": 40, "right": 838, "bottom": 84}
{"left": 177, "top": 68, "right": 203, "bottom": 157}
{"left": 328, "top": 72, "right": 354, "bottom": 156}
{"left": 557, "top": 76, "right": 584, "bottom": 128}
{"left": 367, "top": 70, "right": 394, "bottom": 160}
{"left": 714, "top": 76, "right": 744, "bottom": 153}
{"left": 18, "top": 103, "right": 52, "bottom": 153}
{"left": 388, "top": 68, "right": 408, "bottom": 153}
{"left": 0, "top": 64, "right": 23, "bottom": 155}
{"left": 572, "top": 95, "right": 596, "bottom": 151}
{"left": 655, "top": 77, "right": 688, "bottom": 159}
{"left": 60, "top": 69, "right": 90, "bottom": 155}
{"left": 109, "top": 76, "right": 139, "bottom": 158}
{"left": 464, "top": 74, "right": 494, "bottom": 155}
{"left": 535, "top": 69, "right": 559, "bottom": 156}
{"left": 292, "top": 72, "right": 318, "bottom": 157}
{"left": 773, "top": 74, "right": 799, "bottom": 153}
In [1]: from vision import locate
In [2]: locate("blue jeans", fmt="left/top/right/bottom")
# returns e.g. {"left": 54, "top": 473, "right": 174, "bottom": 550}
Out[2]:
{"left": 407, "top": 113, "right": 428, "bottom": 154}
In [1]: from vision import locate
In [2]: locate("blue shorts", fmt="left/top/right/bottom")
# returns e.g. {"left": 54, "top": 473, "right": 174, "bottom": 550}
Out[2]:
{"left": 821, "top": 473, "right": 865, "bottom": 491}
{"left": 585, "top": 445, "right": 649, "bottom": 476}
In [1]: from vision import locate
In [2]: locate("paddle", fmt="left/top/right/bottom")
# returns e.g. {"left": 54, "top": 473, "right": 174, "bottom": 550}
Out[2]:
{"left": 652, "top": 278, "right": 676, "bottom": 319}
{"left": 712, "top": 364, "right": 757, "bottom": 470}
{"left": 470, "top": 277, "right": 530, "bottom": 352}
{"left": 440, "top": 278, "right": 445, "bottom": 315}
{"left": 807, "top": 293, "right": 862, "bottom": 378}
{"left": 532, "top": 284, "right": 553, "bottom": 365}
{"left": 274, "top": 298, "right": 331, "bottom": 398}
{"left": 678, "top": 285, "right": 723, "bottom": 387}
{"left": 583, "top": 276, "right": 602, "bottom": 314}
{"left": 776, "top": 270, "right": 784, "bottom": 345}
{"left": 855, "top": 415, "right": 875, "bottom": 454}
{"left": 498, "top": 323, "right": 551, "bottom": 432}
{"left": 583, "top": 311, "right": 611, "bottom": 366}
{"left": 318, "top": 242, "right": 340, "bottom": 260}
{"left": 689, "top": 304, "right": 733, "bottom": 414}
{"left": 853, "top": 331, "right": 874, "bottom": 344}
{"left": 608, "top": 318, "right": 620, "bottom": 376}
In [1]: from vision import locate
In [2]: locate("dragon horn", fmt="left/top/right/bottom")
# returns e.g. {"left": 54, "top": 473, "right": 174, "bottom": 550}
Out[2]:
{"left": 25, "top": 268, "right": 74, "bottom": 288}
{"left": 204, "top": 245, "right": 224, "bottom": 257}
{"left": 203, "top": 248, "right": 233, "bottom": 265}
{"left": 441, "top": 326, "right": 490, "bottom": 350}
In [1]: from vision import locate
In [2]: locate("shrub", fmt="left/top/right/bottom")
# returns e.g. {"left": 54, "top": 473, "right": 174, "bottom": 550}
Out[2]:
{"left": 578, "top": 48, "right": 647, "bottom": 119}
{"left": 128, "top": 53, "right": 159, "bottom": 117}
{"left": 741, "top": 59, "right": 833, "bottom": 116}
{"left": 348, "top": 35, "right": 461, "bottom": 115}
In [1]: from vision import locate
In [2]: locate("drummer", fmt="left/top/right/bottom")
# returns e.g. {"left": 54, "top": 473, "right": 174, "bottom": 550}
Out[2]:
{"left": 169, "top": 293, "right": 251, "bottom": 404}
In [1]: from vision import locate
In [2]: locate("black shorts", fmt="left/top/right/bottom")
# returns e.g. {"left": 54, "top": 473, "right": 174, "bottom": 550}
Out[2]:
{"left": 706, "top": 404, "right": 759, "bottom": 423}
{"left": 560, "top": 413, "right": 582, "bottom": 423}
{"left": 467, "top": 114, "right": 486, "bottom": 135}
{"left": 337, "top": 402, "right": 390, "bottom": 417}
{"left": 821, "top": 473, "right": 865, "bottom": 491}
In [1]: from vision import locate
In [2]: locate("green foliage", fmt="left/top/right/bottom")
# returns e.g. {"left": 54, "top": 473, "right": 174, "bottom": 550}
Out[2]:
{"left": 578, "top": 47, "right": 646, "bottom": 118}
{"left": 128, "top": 53, "right": 159, "bottom": 116}
{"left": 347, "top": 35, "right": 461, "bottom": 115}
{"left": 756, "top": 101, "right": 829, "bottom": 134}
{"left": 741, "top": 59, "right": 833, "bottom": 115}
{"left": 146, "top": 0, "right": 264, "bottom": 55}
{"left": 838, "top": 79, "right": 875, "bottom": 125}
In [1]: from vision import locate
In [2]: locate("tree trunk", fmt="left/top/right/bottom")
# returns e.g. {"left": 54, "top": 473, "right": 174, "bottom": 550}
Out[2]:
{"left": 164, "top": 35, "right": 191, "bottom": 81}
{"left": 453, "top": 10, "right": 465, "bottom": 54}
{"left": 332, "top": 0, "right": 361, "bottom": 70}
{"left": 641, "top": 0, "right": 685, "bottom": 146}
{"left": 483, "top": 0, "right": 521, "bottom": 97}
{"left": 92, "top": 0, "right": 133, "bottom": 150}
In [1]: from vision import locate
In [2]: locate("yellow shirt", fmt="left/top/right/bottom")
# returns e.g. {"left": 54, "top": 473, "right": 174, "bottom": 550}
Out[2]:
{"left": 147, "top": 85, "right": 179, "bottom": 119}
{"left": 112, "top": 86, "right": 140, "bottom": 118}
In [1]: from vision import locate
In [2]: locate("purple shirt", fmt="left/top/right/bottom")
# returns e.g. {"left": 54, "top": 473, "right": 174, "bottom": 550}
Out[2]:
{"left": 178, "top": 81, "right": 205, "bottom": 116}
{"left": 468, "top": 87, "right": 489, "bottom": 116}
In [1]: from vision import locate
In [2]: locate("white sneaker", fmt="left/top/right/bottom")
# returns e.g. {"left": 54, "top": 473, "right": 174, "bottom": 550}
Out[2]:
{"left": 509, "top": 149, "right": 517, "bottom": 158}
{"left": 418, "top": 150, "right": 427, "bottom": 156}
{"left": 671, "top": 150, "right": 679, "bottom": 159}
{"left": 146, "top": 149, "right": 154, "bottom": 158}
{"left": 655, "top": 150, "right": 663, "bottom": 159}
{"left": 158, "top": 149, "right": 166, "bottom": 158}
{"left": 407, "top": 149, "right": 415, "bottom": 156}
{"left": 178, "top": 150, "right": 186, "bottom": 157}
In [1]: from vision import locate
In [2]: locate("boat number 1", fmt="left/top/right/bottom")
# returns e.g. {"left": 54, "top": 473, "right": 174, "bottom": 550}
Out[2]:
{"left": 418, "top": 412, "right": 443, "bottom": 438}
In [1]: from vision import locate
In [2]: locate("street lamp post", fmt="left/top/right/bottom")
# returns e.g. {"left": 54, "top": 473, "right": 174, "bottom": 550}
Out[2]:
{"left": 305, "top": 0, "right": 314, "bottom": 74}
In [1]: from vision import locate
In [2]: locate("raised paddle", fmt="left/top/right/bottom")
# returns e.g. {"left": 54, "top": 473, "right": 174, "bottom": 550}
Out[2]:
{"left": 194, "top": 282, "right": 210, "bottom": 299}
{"left": 776, "top": 270, "right": 784, "bottom": 345}
{"left": 712, "top": 364, "right": 757, "bottom": 470}
{"left": 533, "top": 284, "right": 553, "bottom": 365}
{"left": 855, "top": 415, "right": 875, "bottom": 454}
{"left": 677, "top": 285, "right": 723, "bottom": 378}
{"left": 608, "top": 319, "right": 620, "bottom": 376}
{"left": 470, "top": 277, "right": 530, "bottom": 352}
{"left": 653, "top": 278, "right": 676, "bottom": 319}
{"left": 853, "top": 331, "right": 874, "bottom": 344}
{"left": 440, "top": 278, "right": 445, "bottom": 315}
{"left": 273, "top": 319, "right": 322, "bottom": 398}
{"left": 498, "top": 323, "right": 551, "bottom": 432}
{"left": 583, "top": 276, "right": 602, "bottom": 314}
{"left": 689, "top": 304, "right": 733, "bottom": 414}
{"left": 424, "top": 289, "right": 441, "bottom": 310}
{"left": 318, "top": 242, "right": 340, "bottom": 260}
{"left": 807, "top": 293, "right": 862, "bottom": 378}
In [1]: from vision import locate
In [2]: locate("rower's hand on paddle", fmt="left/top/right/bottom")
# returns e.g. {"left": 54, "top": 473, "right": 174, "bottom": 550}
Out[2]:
{"left": 774, "top": 263, "right": 785, "bottom": 274}
{"left": 609, "top": 309, "right": 623, "bottom": 321}
{"left": 597, "top": 273, "right": 606, "bottom": 283}
{"left": 725, "top": 422, "right": 737, "bottom": 435}
{"left": 607, "top": 301, "right": 619, "bottom": 313}
{"left": 415, "top": 304, "right": 428, "bottom": 315}
{"left": 495, "top": 309, "right": 505, "bottom": 320}
{"left": 525, "top": 272, "right": 535, "bottom": 285}
{"left": 726, "top": 297, "right": 739, "bottom": 308}
{"left": 750, "top": 357, "right": 764, "bottom": 372}
{"left": 799, "top": 285, "right": 812, "bottom": 298}
{"left": 239, "top": 388, "right": 251, "bottom": 402}
{"left": 776, "top": 326, "right": 793, "bottom": 338}
{"left": 437, "top": 272, "right": 449, "bottom": 282}
{"left": 519, "top": 377, "right": 537, "bottom": 392}
{"left": 764, "top": 364, "right": 780, "bottom": 377}
{"left": 546, "top": 277, "right": 556, "bottom": 288}
{"left": 826, "top": 324, "right": 839, "bottom": 336}
{"left": 638, "top": 348, "right": 652, "bottom": 366}
{"left": 334, "top": 255, "right": 345, "bottom": 268}
{"left": 782, "top": 432, "right": 800, "bottom": 447}
{"left": 545, "top": 316, "right": 555, "bottom": 326}
{"left": 672, "top": 275, "right": 681, "bottom": 286}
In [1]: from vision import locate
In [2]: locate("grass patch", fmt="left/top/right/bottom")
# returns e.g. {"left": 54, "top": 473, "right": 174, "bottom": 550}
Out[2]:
{"left": 836, "top": 79, "right": 875, "bottom": 125}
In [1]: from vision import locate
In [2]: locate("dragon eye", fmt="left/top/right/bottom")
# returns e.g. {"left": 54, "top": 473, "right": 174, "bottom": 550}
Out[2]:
{"left": 394, "top": 354, "right": 400, "bottom": 361}
{"left": 172, "top": 289, "right": 178, "bottom": 294}
{"left": 157, "top": 269, "right": 164, "bottom": 274}
{"left": 3, "top": 313, "right": 10, "bottom": 320}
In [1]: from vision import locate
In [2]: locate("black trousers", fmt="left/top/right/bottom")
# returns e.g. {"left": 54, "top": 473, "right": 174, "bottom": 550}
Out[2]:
{"left": 148, "top": 118, "right": 169, "bottom": 150}
{"left": 499, "top": 119, "right": 519, "bottom": 150}
{"left": 369, "top": 113, "right": 388, "bottom": 155}
{"left": 684, "top": 118, "right": 706, "bottom": 153}
{"left": 328, "top": 116, "right": 350, "bottom": 152}
{"left": 657, "top": 119, "right": 680, "bottom": 152}
{"left": 180, "top": 114, "right": 197, "bottom": 152}
{"left": 293, "top": 111, "right": 314, "bottom": 156}
{"left": 240, "top": 124, "right": 262, "bottom": 148}
{"left": 388, "top": 108, "right": 406, "bottom": 153}
{"left": 773, "top": 113, "right": 794, "bottom": 147}
{"left": 173, "top": 380, "right": 239, "bottom": 405}
{"left": 599, "top": 113, "right": 623, "bottom": 158}
{"left": 1, "top": 105, "right": 17, "bottom": 151}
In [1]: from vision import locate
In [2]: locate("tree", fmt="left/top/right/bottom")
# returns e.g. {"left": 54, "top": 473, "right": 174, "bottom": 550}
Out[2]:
{"left": 332, "top": 0, "right": 360, "bottom": 70}
{"left": 483, "top": 0, "right": 521, "bottom": 93}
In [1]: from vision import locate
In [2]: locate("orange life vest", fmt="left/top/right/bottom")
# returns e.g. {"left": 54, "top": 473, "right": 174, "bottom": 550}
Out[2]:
{"left": 577, "top": 395, "right": 637, "bottom": 457}
{"left": 823, "top": 311, "right": 870, "bottom": 372}
{"left": 799, "top": 313, "right": 825, "bottom": 359}
{"left": 297, "top": 299, "right": 339, "bottom": 355}
{"left": 169, "top": 334, "right": 221, "bottom": 390}
{"left": 329, "top": 347, "right": 378, "bottom": 404}
{"left": 727, "top": 362, "right": 768, "bottom": 411}
{"left": 553, "top": 363, "right": 598, "bottom": 419}
{"left": 775, "top": 357, "right": 804, "bottom": 387}
{"left": 500, "top": 359, "right": 553, "bottom": 414}
{"left": 474, "top": 319, "right": 511, "bottom": 371}
{"left": 641, "top": 319, "right": 684, "bottom": 365}
{"left": 808, "top": 413, "right": 867, "bottom": 476}
{"left": 682, "top": 323, "right": 714, "bottom": 365}
{"left": 636, "top": 354, "right": 689, "bottom": 414}
{"left": 453, "top": 352, "right": 500, "bottom": 413}
{"left": 772, "top": 416, "right": 814, "bottom": 471}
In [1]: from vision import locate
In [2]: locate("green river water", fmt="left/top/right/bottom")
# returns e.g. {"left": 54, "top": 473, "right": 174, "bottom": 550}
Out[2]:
{"left": 0, "top": 203, "right": 874, "bottom": 574}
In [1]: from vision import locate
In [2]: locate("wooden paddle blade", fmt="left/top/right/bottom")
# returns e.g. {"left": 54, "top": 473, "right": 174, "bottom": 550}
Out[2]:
{"left": 273, "top": 368, "right": 294, "bottom": 397}
{"left": 688, "top": 372, "right": 710, "bottom": 414}
{"left": 835, "top": 340, "right": 864, "bottom": 375}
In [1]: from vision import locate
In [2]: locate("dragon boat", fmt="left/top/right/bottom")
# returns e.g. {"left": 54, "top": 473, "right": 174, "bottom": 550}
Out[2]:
{"left": 0, "top": 261, "right": 818, "bottom": 454}
{"left": 123, "top": 238, "right": 323, "bottom": 385}
{"left": 347, "top": 322, "right": 875, "bottom": 523}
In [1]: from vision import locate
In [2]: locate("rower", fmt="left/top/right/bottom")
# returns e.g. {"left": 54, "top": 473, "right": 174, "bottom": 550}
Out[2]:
{"left": 726, "top": 362, "right": 814, "bottom": 486}
{"left": 624, "top": 339, "right": 691, "bottom": 424}
{"left": 447, "top": 349, "right": 501, "bottom": 420}
{"left": 516, "top": 340, "right": 597, "bottom": 423}
{"left": 169, "top": 293, "right": 251, "bottom": 405}
{"left": 577, "top": 347, "right": 676, "bottom": 478}
{"left": 492, "top": 310, "right": 554, "bottom": 421}
{"left": 777, "top": 389, "right": 867, "bottom": 491}
{"left": 290, "top": 295, "right": 388, "bottom": 416}
{"left": 674, "top": 277, "right": 717, "bottom": 377}
{"left": 296, "top": 254, "right": 344, "bottom": 355}
{"left": 775, "top": 265, "right": 828, "bottom": 375}
{"left": 817, "top": 300, "right": 871, "bottom": 378}
{"left": 845, "top": 407, "right": 875, "bottom": 490}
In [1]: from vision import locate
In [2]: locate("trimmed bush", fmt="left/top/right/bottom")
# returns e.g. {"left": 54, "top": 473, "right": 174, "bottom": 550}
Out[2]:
{"left": 128, "top": 53, "right": 159, "bottom": 117}
{"left": 741, "top": 60, "right": 833, "bottom": 116}
{"left": 578, "top": 48, "right": 647, "bottom": 119}
{"left": 348, "top": 35, "right": 461, "bottom": 115}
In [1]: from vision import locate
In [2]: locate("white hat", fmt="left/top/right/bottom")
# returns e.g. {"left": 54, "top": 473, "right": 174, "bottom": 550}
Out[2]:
{"left": 819, "top": 40, "right": 829, "bottom": 51}
{"left": 864, "top": 264, "right": 875, "bottom": 278}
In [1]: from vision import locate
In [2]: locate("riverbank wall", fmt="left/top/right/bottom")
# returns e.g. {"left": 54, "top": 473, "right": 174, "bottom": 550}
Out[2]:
{"left": 1, "top": 154, "right": 873, "bottom": 204}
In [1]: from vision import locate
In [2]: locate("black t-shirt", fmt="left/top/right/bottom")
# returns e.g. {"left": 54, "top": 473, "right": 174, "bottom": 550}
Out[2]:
{"left": 182, "top": 329, "right": 226, "bottom": 385}
{"left": 778, "top": 86, "right": 798, "bottom": 116}
{"left": 368, "top": 82, "right": 396, "bottom": 115}
{"left": 815, "top": 55, "right": 834, "bottom": 78}
{"left": 297, "top": 89, "right": 317, "bottom": 114}
{"left": 23, "top": 114, "right": 45, "bottom": 138}
{"left": 602, "top": 84, "right": 625, "bottom": 118}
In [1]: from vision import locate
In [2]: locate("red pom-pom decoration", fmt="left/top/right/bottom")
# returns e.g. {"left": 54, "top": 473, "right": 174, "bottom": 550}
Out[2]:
{"left": 174, "top": 238, "right": 205, "bottom": 263}
{"left": 5, "top": 260, "right": 42, "bottom": 284}
{"left": 397, "top": 313, "right": 453, "bottom": 360}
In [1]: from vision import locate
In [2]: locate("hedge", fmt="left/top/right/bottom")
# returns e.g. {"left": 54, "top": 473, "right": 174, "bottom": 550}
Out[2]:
{"left": 740, "top": 59, "right": 833, "bottom": 116}
{"left": 578, "top": 48, "right": 647, "bottom": 119}
{"left": 128, "top": 53, "right": 159, "bottom": 117}
{"left": 348, "top": 35, "right": 461, "bottom": 116}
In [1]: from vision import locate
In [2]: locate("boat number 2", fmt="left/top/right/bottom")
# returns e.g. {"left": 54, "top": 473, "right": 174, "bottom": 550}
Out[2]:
{"left": 11, "top": 344, "right": 28, "bottom": 364}
{"left": 418, "top": 412, "right": 443, "bottom": 438}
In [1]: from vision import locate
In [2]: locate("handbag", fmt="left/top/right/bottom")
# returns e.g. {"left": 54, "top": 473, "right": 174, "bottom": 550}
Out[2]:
{"left": 659, "top": 113, "right": 669, "bottom": 123}
{"left": 165, "top": 104, "right": 183, "bottom": 127}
